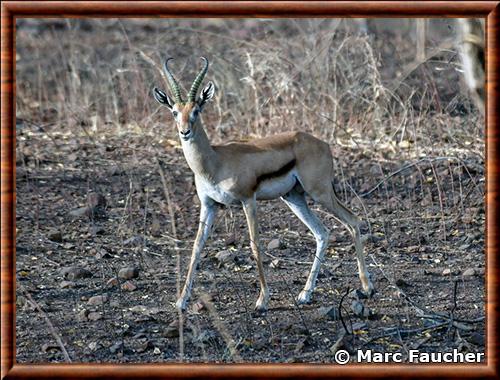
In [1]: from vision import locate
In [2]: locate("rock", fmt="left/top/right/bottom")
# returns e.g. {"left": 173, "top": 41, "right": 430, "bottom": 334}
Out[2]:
{"left": 351, "top": 322, "right": 367, "bottom": 331}
{"left": 442, "top": 268, "right": 451, "bottom": 276}
{"left": 42, "top": 343, "right": 60, "bottom": 353}
{"left": 395, "top": 278, "right": 411, "bottom": 287}
{"left": 106, "top": 277, "right": 118, "bottom": 288}
{"left": 118, "top": 266, "right": 139, "bottom": 280}
{"left": 77, "top": 309, "right": 89, "bottom": 322}
{"left": 463, "top": 268, "right": 476, "bottom": 277}
{"left": 69, "top": 193, "right": 106, "bottom": 219}
{"left": 316, "top": 305, "right": 340, "bottom": 320}
{"left": 95, "top": 249, "right": 112, "bottom": 259}
{"left": 90, "top": 226, "right": 105, "bottom": 236}
{"left": 87, "top": 312, "right": 102, "bottom": 321}
{"left": 47, "top": 229, "right": 63, "bottom": 242}
{"left": 60, "top": 280, "right": 76, "bottom": 289}
{"left": 351, "top": 300, "right": 373, "bottom": 318}
{"left": 61, "top": 267, "right": 92, "bottom": 281}
{"left": 270, "top": 258, "right": 283, "bottom": 269}
{"left": 135, "top": 339, "right": 152, "bottom": 353}
{"left": 123, "top": 236, "right": 142, "bottom": 246}
{"left": 109, "top": 342, "right": 123, "bottom": 354}
{"left": 164, "top": 320, "right": 180, "bottom": 338}
{"left": 69, "top": 207, "right": 90, "bottom": 218}
{"left": 214, "top": 250, "right": 235, "bottom": 265}
{"left": 468, "top": 332, "right": 485, "bottom": 346}
{"left": 87, "top": 192, "right": 106, "bottom": 209}
{"left": 225, "top": 235, "right": 237, "bottom": 247}
{"left": 121, "top": 281, "right": 137, "bottom": 292}
{"left": 267, "top": 238, "right": 283, "bottom": 250}
{"left": 87, "top": 294, "right": 108, "bottom": 306}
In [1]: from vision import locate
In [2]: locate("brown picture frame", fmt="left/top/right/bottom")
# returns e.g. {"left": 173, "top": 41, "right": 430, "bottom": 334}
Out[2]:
{"left": 1, "top": 1, "right": 499, "bottom": 378}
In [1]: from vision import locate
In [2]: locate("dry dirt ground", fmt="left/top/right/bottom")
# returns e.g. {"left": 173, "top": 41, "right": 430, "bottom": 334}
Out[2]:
{"left": 15, "top": 19, "right": 485, "bottom": 364}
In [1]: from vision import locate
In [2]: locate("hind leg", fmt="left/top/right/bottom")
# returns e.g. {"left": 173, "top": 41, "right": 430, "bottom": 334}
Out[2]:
{"left": 281, "top": 189, "right": 329, "bottom": 304}
{"left": 309, "top": 186, "right": 374, "bottom": 297}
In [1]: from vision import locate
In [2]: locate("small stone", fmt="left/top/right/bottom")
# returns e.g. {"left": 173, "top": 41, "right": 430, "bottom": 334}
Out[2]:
{"left": 95, "top": 249, "right": 112, "bottom": 259}
{"left": 395, "top": 278, "right": 411, "bottom": 287}
{"left": 106, "top": 277, "right": 118, "bottom": 288}
{"left": 90, "top": 226, "right": 105, "bottom": 236}
{"left": 164, "top": 320, "right": 180, "bottom": 338}
{"left": 87, "top": 311, "right": 102, "bottom": 321}
{"left": 123, "top": 236, "right": 142, "bottom": 246}
{"left": 77, "top": 309, "right": 89, "bottom": 322}
{"left": 442, "top": 268, "right": 451, "bottom": 276}
{"left": 214, "top": 250, "right": 235, "bottom": 265}
{"left": 316, "top": 306, "right": 340, "bottom": 320}
{"left": 47, "top": 229, "right": 63, "bottom": 242}
{"left": 269, "top": 258, "right": 282, "bottom": 269}
{"left": 87, "top": 294, "right": 108, "bottom": 306}
{"left": 42, "top": 343, "right": 60, "bottom": 353}
{"left": 60, "top": 280, "right": 76, "bottom": 289}
{"left": 109, "top": 342, "right": 123, "bottom": 354}
{"left": 121, "top": 281, "right": 137, "bottom": 292}
{"left": 69, "top": 207, "right": 90, "bottom": 218}
{"left": 225, "top": 235, "right": 237, "bottom": 247}
{"left": 351, "top": 300, "right": 372, "bottom": 318}
{"left": 351, "top": 322, "right": 367, "bottom": 331}
{"left": 61, "top": 267, "right": 92, "bottom": 281}
{"left": 267, "top": 238, "right": 283, "bottom": 250}
{"left": 469, "top": 332, "right": 485, "bottom": 346}
{"left": 463, "top": 268, "right": 476, "bottom": 277}
{"left": 87, "top": 192, "right": 106, "bottom": 209}
{"left": 118, "top": 266, "right": 139, "bottom": 280}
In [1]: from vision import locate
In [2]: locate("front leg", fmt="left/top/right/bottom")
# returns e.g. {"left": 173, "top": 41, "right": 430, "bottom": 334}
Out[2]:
{"left": 176, "top": 199, "right": 216, "bottom": 311}
{"left": 242, "top": 197, "right": 269, "bottom": 312}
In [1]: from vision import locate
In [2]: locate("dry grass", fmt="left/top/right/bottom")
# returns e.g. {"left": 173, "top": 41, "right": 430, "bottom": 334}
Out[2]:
{"left": 16, "top": 19, "right": 483, "bottom": 153}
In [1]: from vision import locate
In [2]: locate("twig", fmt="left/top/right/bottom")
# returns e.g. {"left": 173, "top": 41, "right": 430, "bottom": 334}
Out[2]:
{"left": 338, "top": 287, "right": 351, "bottom": 335}
{"left": 21, "top": 287, "right": 72, "bottom": 362}
{"left": 200, "top": 293, "right": 243, "bottom": 362}
{"left": 364, "top": 321, "right": 449, "bottom": 345}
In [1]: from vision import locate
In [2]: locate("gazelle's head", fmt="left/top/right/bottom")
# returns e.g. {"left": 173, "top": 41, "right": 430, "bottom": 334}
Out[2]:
{"left": 153, "top": 57, "right": 215, "bottom": 141}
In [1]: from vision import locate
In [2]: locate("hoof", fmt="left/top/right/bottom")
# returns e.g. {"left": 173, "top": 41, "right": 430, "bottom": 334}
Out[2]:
{"left": 254, "top": 303, "right": 268, "bottom": 313}
{"left": 175, "top": 298, "right": 188, "bottom": 311}
{"left": 255, "top": 292, "right": 269, "bottom": 312}
{"left": 362, "top": 282, "right": 376, "bottom": 299}
{"left": 297, "top": 290, "right": 312, "bottom": 305}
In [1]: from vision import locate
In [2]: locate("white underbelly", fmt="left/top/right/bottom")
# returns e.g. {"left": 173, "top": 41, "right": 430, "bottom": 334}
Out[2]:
{"left": 256, "top": 170, "right": 298, "bottom": 200}
{"left": 195, "top": 170, "right": 298, "bottom": 205}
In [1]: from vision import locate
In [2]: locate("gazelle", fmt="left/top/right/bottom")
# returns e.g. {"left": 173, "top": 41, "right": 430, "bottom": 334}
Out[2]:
{"left": 153, "top": 57, "right": 374, "bottom": 311}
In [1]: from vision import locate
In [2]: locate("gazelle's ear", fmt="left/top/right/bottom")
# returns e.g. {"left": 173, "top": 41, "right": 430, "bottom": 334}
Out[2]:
{"left": 153, "top": 87, "right": 174, "bottom": 109}
{"left": 198, "top": 81, "right": 215, "bottom": 108}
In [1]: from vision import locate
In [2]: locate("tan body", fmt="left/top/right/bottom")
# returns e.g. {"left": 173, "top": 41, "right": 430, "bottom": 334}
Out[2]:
{"left": 153, "top": 57, "right": 374, "bottom": 312}
{"left": 185, "top": 130, "right": 332, "bottom": 202}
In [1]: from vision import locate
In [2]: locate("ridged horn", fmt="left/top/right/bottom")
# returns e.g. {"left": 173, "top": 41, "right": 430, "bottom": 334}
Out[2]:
{"left": 164, "top": 58, "right": 183, "bottom": 104}
{"left": 187, "top": 57, "right": 209, "bottom": 102}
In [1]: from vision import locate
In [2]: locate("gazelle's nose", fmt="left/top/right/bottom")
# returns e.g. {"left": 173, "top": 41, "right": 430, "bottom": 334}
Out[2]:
{"left": 180, "top": 129, "right": 192, "bottom": 140}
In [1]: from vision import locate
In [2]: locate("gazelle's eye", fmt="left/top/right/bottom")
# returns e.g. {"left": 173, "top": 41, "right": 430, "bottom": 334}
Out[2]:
{"left": 172, "top": 111, "right": 178, "bottom": 117}
{"left": 190, "top": 110, "right": 198, "bottom": 120}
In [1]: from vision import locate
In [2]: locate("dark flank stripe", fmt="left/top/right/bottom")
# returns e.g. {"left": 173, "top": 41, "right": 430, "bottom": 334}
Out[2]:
{"left": 254, "top": 159, "right": 296, "bottom": 190}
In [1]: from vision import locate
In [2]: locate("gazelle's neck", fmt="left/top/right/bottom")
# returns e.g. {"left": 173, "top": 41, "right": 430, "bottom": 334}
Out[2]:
{"left": 181, "top": 121, "right": 218, "bottom": 179}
